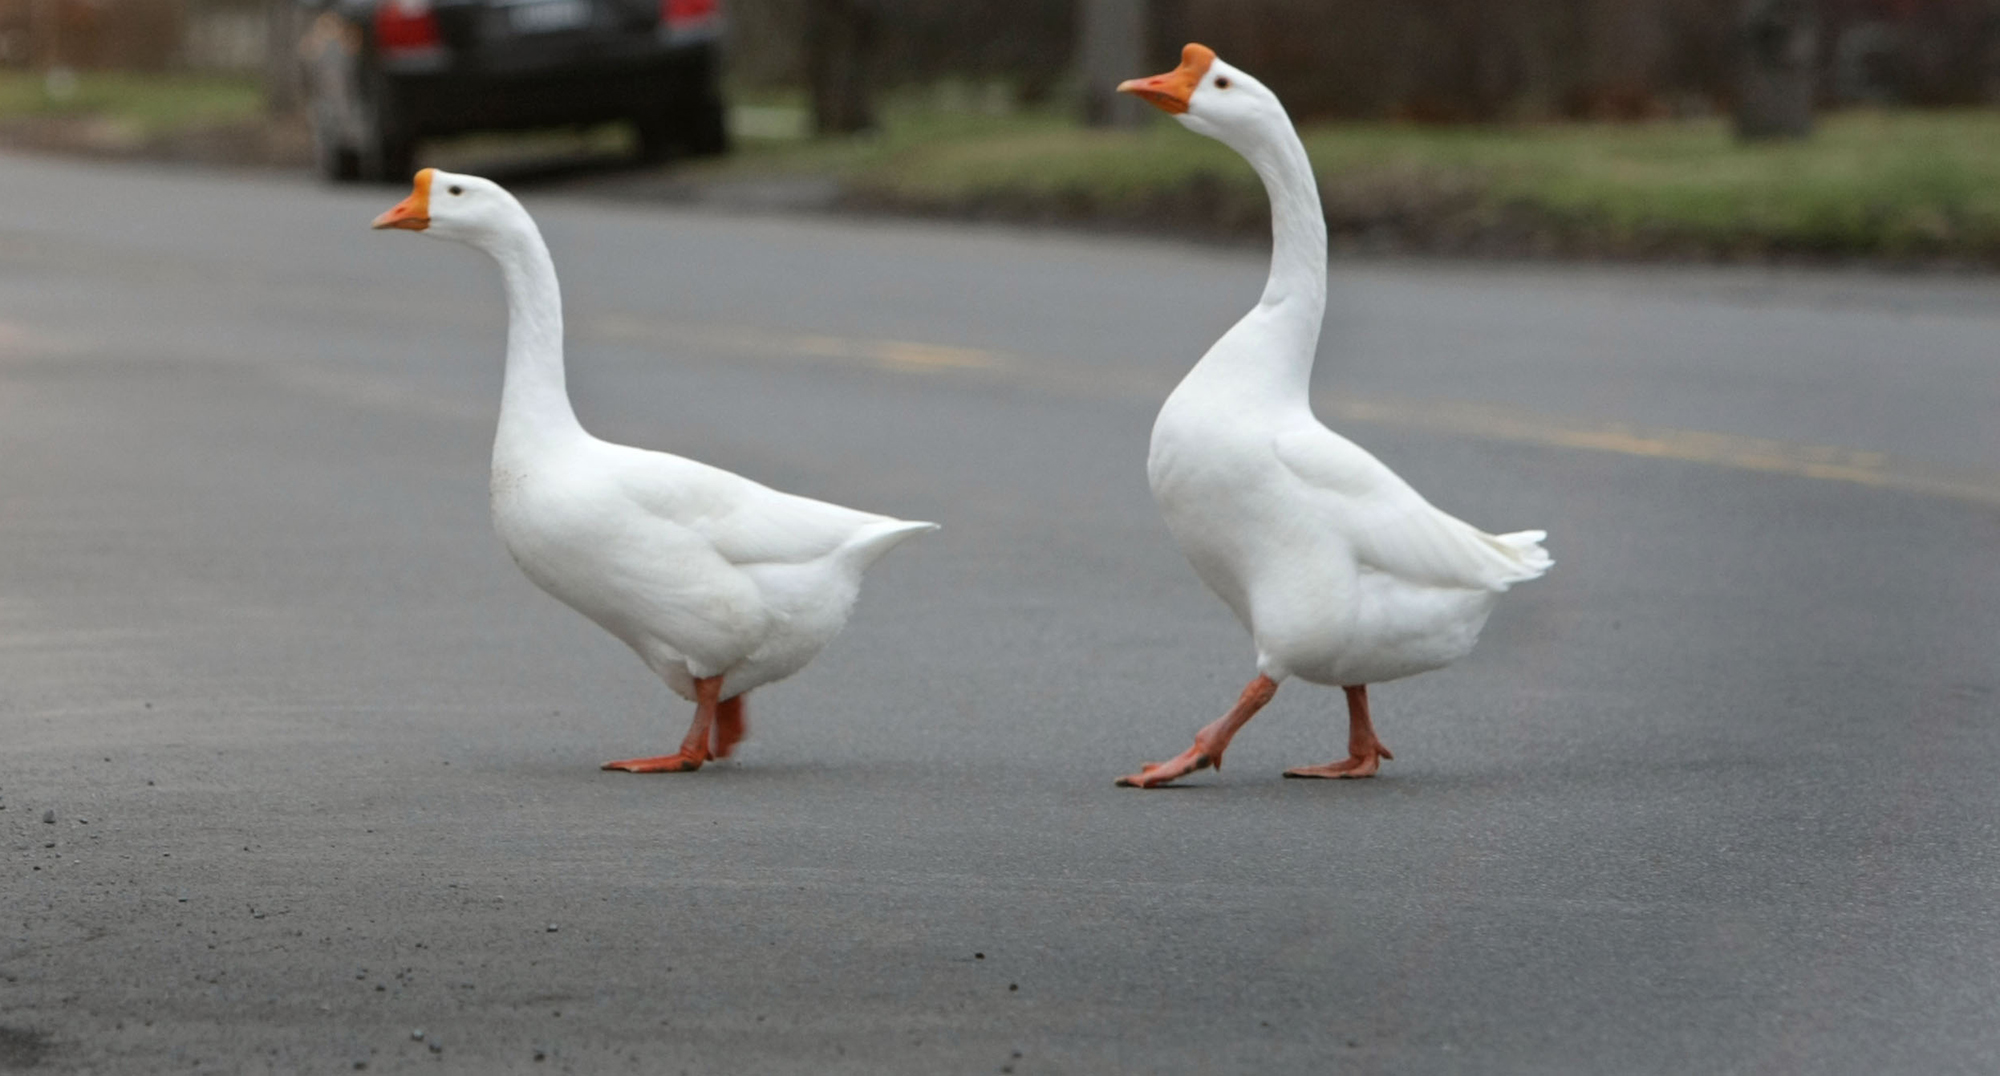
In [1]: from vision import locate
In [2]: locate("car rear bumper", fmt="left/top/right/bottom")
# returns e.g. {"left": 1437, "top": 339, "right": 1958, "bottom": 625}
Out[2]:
{"left": 383, "top": 41, "right": 716, "bottom": 135}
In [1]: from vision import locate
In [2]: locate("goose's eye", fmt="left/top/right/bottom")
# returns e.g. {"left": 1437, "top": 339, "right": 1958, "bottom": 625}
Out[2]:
{"left": 448, "top": 185, "right": 464, "bottom": 196}
{"left": 1214, "top": 76, "right": 1231, "bottom": 89}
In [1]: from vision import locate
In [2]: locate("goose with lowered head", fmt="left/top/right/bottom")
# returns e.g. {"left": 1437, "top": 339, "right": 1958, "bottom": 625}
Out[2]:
{"left": 373, "top": 169, "right": 936, "bottom": 772}
{"left": 1113, "top": 47, "right": 1551, "bottom": 788}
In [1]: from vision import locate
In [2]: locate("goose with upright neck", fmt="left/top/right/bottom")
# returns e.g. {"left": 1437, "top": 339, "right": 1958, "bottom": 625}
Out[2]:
{"left": 374, "top": 169, "right": 936, "bottom": 773}
{"left": 1113, "top": 46, "right": 1551, "bottom": 788}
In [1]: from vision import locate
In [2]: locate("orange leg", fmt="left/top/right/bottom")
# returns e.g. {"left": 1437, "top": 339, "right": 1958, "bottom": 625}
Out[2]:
{"left": 1116, "top": 675, "right": 1279, "bottom": 788}
{"left": 1283, "top": 684, "right": 1394, "bottom": 779}
{"left": 709, "top": 694, "right": 748, "bottom": 759}
{"left": 602, "top": 675, "right": 723, "bottom": 773}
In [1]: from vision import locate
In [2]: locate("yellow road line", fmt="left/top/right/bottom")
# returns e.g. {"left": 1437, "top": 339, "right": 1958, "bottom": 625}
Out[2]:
{"left": 1321, "top": 396, "right": 2000, "bottom": 507}
{"left": 12, "top": 304, "right": 1993, "bottom": 509}
{"left": 586, "top": 315, "right": 1001, "bottom": 375}
{"left": 586, "top": 312, "right": 2000, "bottom": 509}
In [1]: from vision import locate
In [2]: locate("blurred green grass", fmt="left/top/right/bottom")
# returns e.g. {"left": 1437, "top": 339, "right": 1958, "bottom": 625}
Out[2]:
{"left": 0, "top": 70, "right": 263, "bottom": 135}
{"left": 718, "top": 105, "right": 2000, "bottom": 259}
{"left": 5, "top": 68, "right": 1997, "bottom": 260}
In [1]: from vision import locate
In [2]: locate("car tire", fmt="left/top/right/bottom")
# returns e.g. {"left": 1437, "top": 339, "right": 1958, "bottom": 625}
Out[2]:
{"left": 355, "top": 74, "right": 418, "bottom": 183}
{"left": 681, "top": 95, "right": 729, "bottom": 157}
{"left": 362, "top": 129, "right": 417, "bottom": 184}
{"left": 633, "top": 110, "right": 675, "bottom": 163}
{"left": 634, "top": 93, "right": 728, "bottom": 163}
{"left": 311, "top": 107, "right": 363, "bottom": 183}
{"left": 303, "top": 41, "right": 364, "bottom": 183}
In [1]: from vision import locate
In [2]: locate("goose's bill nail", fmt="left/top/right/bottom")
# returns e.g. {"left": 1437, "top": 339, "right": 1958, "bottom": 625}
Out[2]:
{"left": 372, "top": 168, "right": 434, "bottom": 230}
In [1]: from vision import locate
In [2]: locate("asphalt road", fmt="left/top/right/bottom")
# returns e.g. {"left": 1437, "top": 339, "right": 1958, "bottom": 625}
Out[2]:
{"left": 2, "top": 151, "right": 1998, "bottom": 1075}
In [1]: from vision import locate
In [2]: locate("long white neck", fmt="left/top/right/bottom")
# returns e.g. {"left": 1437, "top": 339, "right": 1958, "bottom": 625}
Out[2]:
{"left": 1245, "top": 121, "right": 1327, "bottom": 316}
{"left": 483, "top": 218, "right": 584, "bottom": 454}
{"left": 1188, "top": 113, "right": 1327, "bottom": 406}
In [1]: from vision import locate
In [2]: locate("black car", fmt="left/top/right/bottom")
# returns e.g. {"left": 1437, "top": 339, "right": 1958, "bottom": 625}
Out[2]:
{"left": 298, "top": 0, "right": 727, "bottom": 181}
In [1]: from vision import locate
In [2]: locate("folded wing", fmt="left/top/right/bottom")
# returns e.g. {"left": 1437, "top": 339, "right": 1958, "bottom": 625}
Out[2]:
{"left": 1272, "top": 425, "right": 1550, "bottom": 592}
{"left": 603, "top": 444, "right": 909, "bottom": 569}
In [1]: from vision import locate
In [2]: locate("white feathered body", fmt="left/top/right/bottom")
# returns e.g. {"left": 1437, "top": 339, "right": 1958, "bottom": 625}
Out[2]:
{"left": 492, "top": 433, "right": 934, "bottom": 702}
{"left": 378, "top": 168, "right": 933, "bottom": 729}
{"left": 1149, "top": 308, "right": 1549, "bottom": 688}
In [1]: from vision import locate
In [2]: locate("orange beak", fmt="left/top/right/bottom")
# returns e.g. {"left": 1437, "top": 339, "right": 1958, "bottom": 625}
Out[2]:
{"left": 371, "top": 168, "right": 434, "bottom": 231}
{"left": 1117, "top": 43, "right": 1216, "bottom": 115}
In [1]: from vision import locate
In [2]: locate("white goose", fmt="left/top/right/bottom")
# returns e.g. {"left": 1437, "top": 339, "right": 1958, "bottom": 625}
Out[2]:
{"left": 1113, "top": 46, "right": 1551, "bottom": 788}
{"left": 373, "top": 169, "right": 936, "bottom": 772}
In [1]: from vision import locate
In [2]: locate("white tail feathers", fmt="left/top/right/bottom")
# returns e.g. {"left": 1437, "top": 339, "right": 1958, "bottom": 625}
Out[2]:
{"left": 1494, "top": 529, "right": 1553, "bottom": 583}
{"left": 837, "top": 519, "right": 939, "bottom": 574}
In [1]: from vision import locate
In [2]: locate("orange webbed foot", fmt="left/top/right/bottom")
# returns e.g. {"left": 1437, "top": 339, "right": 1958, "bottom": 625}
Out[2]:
{"left": 1115, "top": 746, "right": 1214, "bottom": 788}
{"left": 608, "top": 676, "right": 728, "bottom": 773}
{"left": 1117, "top": 676, "right": 1278, "bottom": 788}
{"left": 601, "top": 750, "right": 706, "bottom": 773}
{"left": 1282, "top": 742, "right": 1392, "bottom": 780}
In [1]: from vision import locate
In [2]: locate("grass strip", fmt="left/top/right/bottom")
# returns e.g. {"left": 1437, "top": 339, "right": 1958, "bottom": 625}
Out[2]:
{"left": 0, "top": 70, "right": 264, "bottom": 136}
{"left": 716, "top": 106, "right": 2000, "bottom": 261}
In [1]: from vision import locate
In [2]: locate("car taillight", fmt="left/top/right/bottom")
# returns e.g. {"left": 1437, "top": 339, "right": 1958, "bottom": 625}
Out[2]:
{"left": 376, "top": 0, "right": 442, "bottom": 55}
{"left": 661, "top": 0, "right": 718, "bottom": 33}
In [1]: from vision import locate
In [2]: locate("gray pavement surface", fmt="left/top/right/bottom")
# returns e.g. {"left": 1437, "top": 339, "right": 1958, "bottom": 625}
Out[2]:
{"left": 2, "top": 151, "right": 1998, "bottom": 1074}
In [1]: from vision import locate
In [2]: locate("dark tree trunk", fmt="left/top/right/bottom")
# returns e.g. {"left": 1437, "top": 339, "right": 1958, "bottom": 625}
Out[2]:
{"left": 807, "top": 0, "right": 879, "bottom": 135}
{"left": 1736, "top": 0, "right": 1818, "bottom": 140}
{"left": 265, "top": 0, "right": 306, "bottom": 116}
{"left": 1080, "top": 0, "right": 1146, "bottom": 127}
{"left": 1147, "top": 0, "right": 1190, "bottom": 70}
